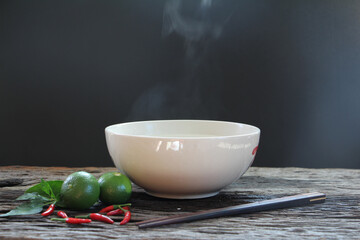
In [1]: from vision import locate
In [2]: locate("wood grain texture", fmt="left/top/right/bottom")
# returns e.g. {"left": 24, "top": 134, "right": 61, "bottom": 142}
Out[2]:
{"left": 0, "top": 166, "right": 359, "bottom": 239}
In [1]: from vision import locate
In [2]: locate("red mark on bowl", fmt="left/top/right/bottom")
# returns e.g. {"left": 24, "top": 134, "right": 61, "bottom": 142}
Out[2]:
{"left": 252, "top": 146, "right": 258, "bottom": 155}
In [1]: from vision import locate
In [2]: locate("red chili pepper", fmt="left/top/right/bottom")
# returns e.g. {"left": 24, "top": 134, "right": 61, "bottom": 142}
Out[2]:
{"left": 107, "top": 206, "right": 130, "bottom": 216}
{"left": 89, "top": 213, "right": 114, "bottom": 224}
{"left": 119, "top": 210, "right": 131, "bottom": 225}
{"left": 99, "top": 203, "right": 131, "bottom": 213}
{"left": 76, "top": 213, "right": 114, "bottom": 224}
{"left": 51, "top": 218, "right": 91, "bottom": 224}
{"left": 57, "top": 211, "right": 68, "bottom": 218}
{"left": 41, "top": 203, "right": 55, "bottom": 216}
{"left": 99, "top": 205, "right": 114, "bottom": 213}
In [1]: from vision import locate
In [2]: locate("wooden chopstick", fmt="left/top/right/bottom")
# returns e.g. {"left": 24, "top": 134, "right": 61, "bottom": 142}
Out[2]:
{"left": 136, "top": 192, "right": 326, "bottom": 229}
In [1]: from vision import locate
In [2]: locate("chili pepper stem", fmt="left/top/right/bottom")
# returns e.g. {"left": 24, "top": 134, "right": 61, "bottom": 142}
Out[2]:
{"left": 75, "top": 214, "right": 90, "bottom": 219}
{"left": 118, "top": 203, "right": 131, "bottom": 207}
{"left": 51, "top": 217, "right": 91, "bottom": 224}
{"left": 119, "top": 206, "right": 129, "bottom": 212}
{"left": 51, "top": 218, "right": 66, "bottom": 222}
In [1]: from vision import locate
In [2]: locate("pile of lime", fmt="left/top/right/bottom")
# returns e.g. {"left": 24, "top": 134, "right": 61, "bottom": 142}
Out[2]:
{"left": 60, "top": 171, "right": 132, "bottom": 210}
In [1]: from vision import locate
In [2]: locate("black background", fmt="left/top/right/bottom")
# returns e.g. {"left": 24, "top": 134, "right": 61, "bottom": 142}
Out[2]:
{"left": 1, "top": 0, "right": 359, "bottom": 168}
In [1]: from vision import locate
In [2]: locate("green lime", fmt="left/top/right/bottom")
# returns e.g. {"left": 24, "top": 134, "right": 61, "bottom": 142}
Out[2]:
{"left": 98, "top": 172, "right": 132, "bottom": 205}
{"left": 60, "top": 171, "right": 100, "bottom": 210}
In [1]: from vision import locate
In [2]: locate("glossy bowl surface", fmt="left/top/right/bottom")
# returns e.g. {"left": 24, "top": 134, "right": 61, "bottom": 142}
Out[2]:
{"left": 105, "top": 120, "right": 260, "bottom": 199}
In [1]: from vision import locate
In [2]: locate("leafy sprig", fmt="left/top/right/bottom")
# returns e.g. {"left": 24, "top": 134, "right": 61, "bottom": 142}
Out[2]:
{"left": 0, "top": 179, "right": 63, "bottom": 217}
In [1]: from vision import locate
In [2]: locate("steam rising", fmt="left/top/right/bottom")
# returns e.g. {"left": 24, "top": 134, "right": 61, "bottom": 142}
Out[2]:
{"left": 127, "top": 0, "right": 226, "bottom": 120}
{"left": 162, "top": 0, "right": 221, "bottom": 51}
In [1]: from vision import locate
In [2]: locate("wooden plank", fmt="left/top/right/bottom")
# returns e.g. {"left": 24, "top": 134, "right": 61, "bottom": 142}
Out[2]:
{"left": 0, "top": 166, "right": 359, "bottom": 239}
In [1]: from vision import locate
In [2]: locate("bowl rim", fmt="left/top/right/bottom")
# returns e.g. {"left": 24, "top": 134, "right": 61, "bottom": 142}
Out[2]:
{"left": 105, "top": 119, "right": 260, "bottom": 139}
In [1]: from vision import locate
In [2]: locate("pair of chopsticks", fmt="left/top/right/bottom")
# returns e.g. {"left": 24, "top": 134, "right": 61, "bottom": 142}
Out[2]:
{"left": 136, "top": 192, "right": 326, "bottom": 229}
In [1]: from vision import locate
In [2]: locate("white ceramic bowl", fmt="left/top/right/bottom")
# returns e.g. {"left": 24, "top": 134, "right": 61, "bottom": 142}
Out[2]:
{"left": 105, "top": 120, "right": 260, "bottom": 199}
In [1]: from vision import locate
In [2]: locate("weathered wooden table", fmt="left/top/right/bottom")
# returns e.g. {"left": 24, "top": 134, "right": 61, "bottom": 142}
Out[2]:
{"left": 0, "top": 166, "right": 359, "bottom": 239}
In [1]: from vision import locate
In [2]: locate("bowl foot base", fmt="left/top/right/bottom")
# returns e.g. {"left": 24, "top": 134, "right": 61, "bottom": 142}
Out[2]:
{"left": 145, "top": 190, "right": 219, "bottom": 199}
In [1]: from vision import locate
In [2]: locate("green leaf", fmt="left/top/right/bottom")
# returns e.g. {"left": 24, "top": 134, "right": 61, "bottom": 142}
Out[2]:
{"left": 41, "top": 179, "right": 56, "bottom": 199}
{"left": 0, "top": 199, "right": 45, "bottom": 217}
{"left": 25, "top": 180, "right": 63, "bottom": 200}
{"left": 40, "top": 179, "right": 51, "bottom": 196}
{"left": 16, "top": 192, "right": 50, "bottom": 202}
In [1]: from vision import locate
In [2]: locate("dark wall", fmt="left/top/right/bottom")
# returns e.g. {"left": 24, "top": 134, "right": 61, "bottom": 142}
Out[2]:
{"left": 1, "top": 0, "right": 359, "bottom": 168}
